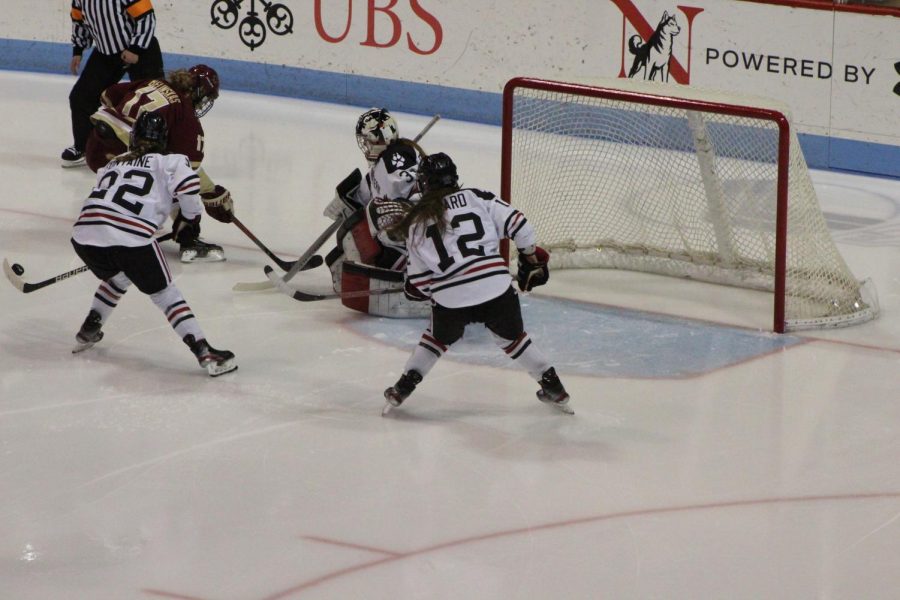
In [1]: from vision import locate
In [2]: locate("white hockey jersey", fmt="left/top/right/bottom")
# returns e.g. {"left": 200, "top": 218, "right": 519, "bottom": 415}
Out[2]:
{"left": 72, "top": 153, "right": 202, "bottom": 247}
{"left": 405, "top": 188, "right": 537, "bottom": 308}
{"left": 356, "top": 142, "right": 419, "bottom": 206}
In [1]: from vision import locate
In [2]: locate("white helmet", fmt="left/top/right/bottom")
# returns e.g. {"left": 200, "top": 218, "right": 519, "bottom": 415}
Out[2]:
{"left": 356, "top": 108, "right": 399, "bottom": 163}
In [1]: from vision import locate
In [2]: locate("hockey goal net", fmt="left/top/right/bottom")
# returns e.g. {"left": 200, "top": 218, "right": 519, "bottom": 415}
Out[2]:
{"left": 501, "top": 77, "right": 878, "bottom": 332}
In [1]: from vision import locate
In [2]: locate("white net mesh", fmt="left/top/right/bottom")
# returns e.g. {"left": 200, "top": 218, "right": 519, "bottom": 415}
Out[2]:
{"left": 505, "top": 78, "right": 877, "bottom": 331}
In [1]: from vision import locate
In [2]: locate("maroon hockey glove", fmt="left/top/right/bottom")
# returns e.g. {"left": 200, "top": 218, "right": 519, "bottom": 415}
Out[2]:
{"left": 201, "top": 185, "right": 234, "bottom": 223}
{"left": 516, "top": 246, "right": 550, "bottom": 292}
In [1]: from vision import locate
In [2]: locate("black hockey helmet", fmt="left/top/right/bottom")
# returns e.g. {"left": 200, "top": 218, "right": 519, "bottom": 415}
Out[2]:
{"left": 130, "top": 111, "right": 168, "bottom": 153}
{"left": 417, "top": 152, "right": 459, "bottom": 192}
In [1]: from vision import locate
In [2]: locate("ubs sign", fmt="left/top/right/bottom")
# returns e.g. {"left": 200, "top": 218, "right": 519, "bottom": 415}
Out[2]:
{"left": 210, "top": 0, "right": 442, "bottom": 54}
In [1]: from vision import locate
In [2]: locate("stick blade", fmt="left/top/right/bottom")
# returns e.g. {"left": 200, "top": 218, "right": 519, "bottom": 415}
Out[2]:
{"left": 231, "top": 254, "right": 324, "bottom": 292}
{"left": 3, "top": 258, "right": 25, "bottom": 292}
{"left": 232, "top": 280, "right": 275, "bottom": 292}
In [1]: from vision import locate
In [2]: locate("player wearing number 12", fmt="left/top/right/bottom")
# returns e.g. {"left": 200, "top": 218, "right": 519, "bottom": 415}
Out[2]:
{"left": 70, "top": 112, "right": 237, "bottom": 377}
{"left": 381, "top": 153, "right": 571, "bottom": 415}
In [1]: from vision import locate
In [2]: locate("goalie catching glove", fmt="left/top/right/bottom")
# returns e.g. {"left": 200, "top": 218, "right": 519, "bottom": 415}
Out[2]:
{"left": 200, "top": 185, "right": 234, "bottom": 223}
{"left": 516, "top": 246, "right": 550, "bottom": 292}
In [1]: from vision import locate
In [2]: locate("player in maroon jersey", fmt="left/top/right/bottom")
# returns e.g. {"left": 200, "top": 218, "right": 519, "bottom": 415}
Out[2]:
{"left": 85, "top": 64, "right": 233, "bottom": 262}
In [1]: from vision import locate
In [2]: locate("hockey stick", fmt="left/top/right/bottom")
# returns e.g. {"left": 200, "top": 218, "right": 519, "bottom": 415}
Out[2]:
{"left": 251, "top": 114, "right": 442, "bottom": 296}
{"left": 232, "top": 218, "right": 340, "bottom": 291}
{"left": 263, "top": 265, "right": 403, "bottom": 301}
{"left": 4, "top": 232, "right": 174, "bottom": 294}
{"left": 4, "top": 259, "right": 91, "bottom": 293}
{"left": 231, "top": 215, "right": 322, "bottom": 273}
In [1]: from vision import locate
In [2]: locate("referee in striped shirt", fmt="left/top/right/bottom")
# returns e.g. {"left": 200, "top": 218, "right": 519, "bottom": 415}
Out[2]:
{"left": 62, "top": 0, "right": 164, "bottom": 167}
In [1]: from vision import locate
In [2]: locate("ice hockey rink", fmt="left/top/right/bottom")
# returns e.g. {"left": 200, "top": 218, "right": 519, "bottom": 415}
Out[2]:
{"left": 1, "top": 70, "right": 898, "bottom": 599}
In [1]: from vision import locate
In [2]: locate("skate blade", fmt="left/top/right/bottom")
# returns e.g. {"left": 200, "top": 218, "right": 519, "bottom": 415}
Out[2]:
{"left": 72, "top": 341, "right": 97, "bottom": 354}
{"left": 72, "top": 331, "right": 103, "bottom": 354}
{"left": 553, "top": 402, "right": 575, "bottom": 415}
{"left": 206, "top": 360, "right": 237, "bottom": 377}
{"left": 181, "top": 249, "right": 226, "bottom": 263}
{"left": 537, "top": 392, "right": 574, "bottom": 415}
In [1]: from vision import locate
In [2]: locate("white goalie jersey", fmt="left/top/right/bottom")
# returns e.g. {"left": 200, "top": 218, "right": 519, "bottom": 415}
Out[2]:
{"left": 405, "top": 188, "right": 537, "bottom": 308}
{"left": 72, "top": 153, "right": 202, "bottom": 248}
{"left": 355, "top": 142, "right": 419, "bottom": 206}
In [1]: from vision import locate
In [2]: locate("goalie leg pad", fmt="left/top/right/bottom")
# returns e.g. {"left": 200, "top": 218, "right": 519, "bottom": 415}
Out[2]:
{"left": 328, "top": 210, "right": 374, "bottom": 292}
{"left": 341, "top": 261, "right": 430, "bottom": 319}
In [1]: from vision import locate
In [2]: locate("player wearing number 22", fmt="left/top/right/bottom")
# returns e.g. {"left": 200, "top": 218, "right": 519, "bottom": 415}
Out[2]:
{"left": 70, "top": 111, "right": 237, "bottom": 377}
{"left": 381, "top": 153, "right": 571, "bottom": 415}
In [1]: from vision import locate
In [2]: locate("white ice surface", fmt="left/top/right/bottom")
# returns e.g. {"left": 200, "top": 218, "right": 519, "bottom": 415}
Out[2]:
{"left": 1, "top": 71, "right": 899, "bottom": 600}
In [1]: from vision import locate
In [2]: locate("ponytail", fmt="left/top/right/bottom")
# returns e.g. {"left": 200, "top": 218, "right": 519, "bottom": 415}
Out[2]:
{"left": 386, "top": 187, "right": 454, "bottom": 242}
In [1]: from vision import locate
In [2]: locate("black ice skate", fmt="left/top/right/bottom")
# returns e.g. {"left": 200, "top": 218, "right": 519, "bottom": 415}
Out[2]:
{"left": 72, "top": 310, "right": 104, "bottom": 353}
{"left": 184, "top": 334, "right": 237, "bottom": 377}
{"left": 536, "top": 367, "right": 573, "bottom": 414}
{"left": 60, "top": 145, "right": 86, "bottom": 168}
{"left": 382, "top": 370, "right": 423, "bottom": 416}
{"left": 180, "top": 239, "right": 225, "bottom": 263}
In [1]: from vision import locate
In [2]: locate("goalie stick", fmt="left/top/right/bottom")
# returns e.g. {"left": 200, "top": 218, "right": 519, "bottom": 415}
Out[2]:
{"left": 263, "top": 265, "right": 403, "bottom": 301}
{"left": 4, "top": 232, "right": 174, "bottom": 293}
{"left": 239, "top": 114, "right": 442, "bottom": 294}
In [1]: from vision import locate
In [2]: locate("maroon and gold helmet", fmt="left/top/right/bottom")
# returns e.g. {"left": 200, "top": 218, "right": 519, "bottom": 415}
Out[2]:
{"left": 188, "top": 64, "right": 220, "bottom": 118}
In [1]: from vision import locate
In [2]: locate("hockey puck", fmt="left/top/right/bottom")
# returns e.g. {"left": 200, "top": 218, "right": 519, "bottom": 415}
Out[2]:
{"left": 11, "top": 263, "right": 24, "bottom": 276}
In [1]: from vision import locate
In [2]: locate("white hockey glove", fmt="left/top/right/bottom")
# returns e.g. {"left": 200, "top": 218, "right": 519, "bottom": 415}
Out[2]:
{"left": 201, "top": 185, "right": 235, "bottom": 223}
{"left": 516, "top": 246, "right": 550, "bottom": 292}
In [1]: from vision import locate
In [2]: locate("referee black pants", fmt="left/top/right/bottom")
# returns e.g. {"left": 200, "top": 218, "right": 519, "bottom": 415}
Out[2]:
{"left": 68, "top": 37, "right": 164, "bottom": 151}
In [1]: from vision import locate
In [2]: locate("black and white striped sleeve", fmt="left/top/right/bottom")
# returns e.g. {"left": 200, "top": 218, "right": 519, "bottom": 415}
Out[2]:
{"left": 480, "top": 189, "right": 537, "bottom": 250}
{"left": 123, "top": 0, "right": 157, "bottom": 51}
{"left": 70, "top": 1, "right": 93, "bottom": 54}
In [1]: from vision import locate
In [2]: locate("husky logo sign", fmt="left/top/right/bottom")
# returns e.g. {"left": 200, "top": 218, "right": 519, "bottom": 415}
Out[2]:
{"left": 609, "top": 0, "right": 704, "bottom": 84}
{"left": 211, "top": 0, "right": 294, "bottom": 51}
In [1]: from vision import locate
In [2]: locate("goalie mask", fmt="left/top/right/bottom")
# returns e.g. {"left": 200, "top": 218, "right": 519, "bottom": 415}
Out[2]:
{"left": 189, "top": 64, "right": 220, "bottom": 118}
{"left": 130, "top": 111, "right": 168, "bottom": 154}
{"left": 417, "top": 152, "right": 459, "bottom": 193}
{"left": 356, "top": 108, "right": 399, "bottom": 164}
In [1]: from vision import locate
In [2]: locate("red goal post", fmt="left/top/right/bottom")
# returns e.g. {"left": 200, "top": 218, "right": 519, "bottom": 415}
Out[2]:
{"left": 501, "top": 77, "right": 877, "bottom": 333}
